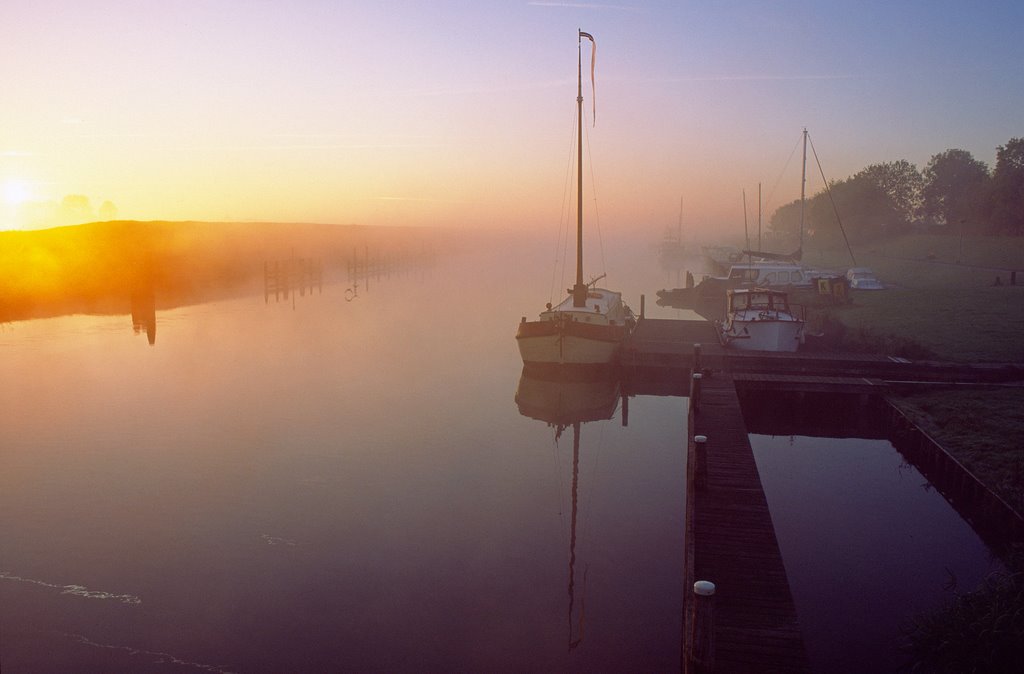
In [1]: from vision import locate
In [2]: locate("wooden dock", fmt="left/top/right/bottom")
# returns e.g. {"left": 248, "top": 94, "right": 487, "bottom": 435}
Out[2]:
{"left": 622, "top": 317, "right": 1024, "bottom": 384}
{"left": 624, "top": 314, "right": 1024, "bottom": 671}
{"left": 683, "top": 371, "right": 809, "bottom": 672}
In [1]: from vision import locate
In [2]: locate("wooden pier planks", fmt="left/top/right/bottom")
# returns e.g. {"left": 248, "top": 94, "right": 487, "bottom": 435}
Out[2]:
{"left": 685, "top": 372, "right": 809, "bottom": 672}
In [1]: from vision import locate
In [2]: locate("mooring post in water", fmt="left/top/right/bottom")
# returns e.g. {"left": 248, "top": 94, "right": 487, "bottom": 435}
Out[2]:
{"left": 694, "top": 435, "right": 708, "bottom": 492}
{"left": 640, "top": 294, "right": 645, "bottom": 320}
{"left": 688, "top": 580, "right": 716, "bottom": 674}
{"left": 693, "top": 343, "right": 702, "bottom": 372}
{"left": 690, "top": 372, "right": 703, "bottom": 413}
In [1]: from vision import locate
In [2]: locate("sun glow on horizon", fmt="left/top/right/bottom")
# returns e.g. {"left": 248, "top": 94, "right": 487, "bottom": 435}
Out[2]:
{"left": 3, "top": 179, "right": 33, "bottom": 207}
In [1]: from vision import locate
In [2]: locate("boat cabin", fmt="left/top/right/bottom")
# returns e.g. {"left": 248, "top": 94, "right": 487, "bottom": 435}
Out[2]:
{"left": 726, "top": 262, "right": 812, "bottom": 288}
{"left": 539, "top": 288, "right": 632, "bottom": 326}
{"left": 727, "top": 288, "right": 794, "bottom": 314}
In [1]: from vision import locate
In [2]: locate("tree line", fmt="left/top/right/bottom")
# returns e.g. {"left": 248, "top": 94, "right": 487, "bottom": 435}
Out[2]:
{"left": 770, "top": 137, "right": 1024, "bottom": 244}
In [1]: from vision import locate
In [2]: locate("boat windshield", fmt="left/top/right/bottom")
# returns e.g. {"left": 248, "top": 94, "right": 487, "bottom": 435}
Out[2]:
{"left": 731, "top": 292, "right": 788, "bottom": 312}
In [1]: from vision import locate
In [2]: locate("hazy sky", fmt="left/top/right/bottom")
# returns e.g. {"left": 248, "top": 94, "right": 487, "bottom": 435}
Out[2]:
{"left": 1, "top": 1, "right": 1021, "bottom": 237}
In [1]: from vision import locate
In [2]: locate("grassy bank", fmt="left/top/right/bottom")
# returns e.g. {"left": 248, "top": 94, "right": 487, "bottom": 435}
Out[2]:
{"left": 806, "top": 234, "right": 1024, "bottom": 363}
{"left": 891, "top": 388, "right": 1024, "bottom": 515}
{"left": 805, "top": 233, "right": 1024, "bottom": 523}
{"left": 808, "top": 234, "right": 1024, "bottom": 668}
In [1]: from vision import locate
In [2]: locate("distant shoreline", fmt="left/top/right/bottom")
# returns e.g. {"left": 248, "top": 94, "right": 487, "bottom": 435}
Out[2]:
{"left": 0, "top": 220, "right": 444, "bottom": 323}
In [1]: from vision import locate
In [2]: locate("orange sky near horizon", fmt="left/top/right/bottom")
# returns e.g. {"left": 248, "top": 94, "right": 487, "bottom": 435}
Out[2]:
{"left": 2, "top": 1, "right": 1022, "bottom": 242}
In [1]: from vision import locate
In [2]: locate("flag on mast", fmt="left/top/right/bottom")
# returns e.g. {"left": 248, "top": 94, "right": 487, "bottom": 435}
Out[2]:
{"left": 579, "top": 31, "right": 596, "bottom": 126}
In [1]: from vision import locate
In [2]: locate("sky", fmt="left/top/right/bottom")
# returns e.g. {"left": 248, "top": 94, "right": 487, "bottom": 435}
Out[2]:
{"left": 1, "top": 1, "right": 1022, "bottom": 239}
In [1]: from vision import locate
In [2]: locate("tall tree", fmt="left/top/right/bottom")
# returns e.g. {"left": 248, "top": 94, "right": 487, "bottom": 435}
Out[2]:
{"left": 768, "top": 198, "right": 803, "bottom": 239}
{"left": 807, "top": 174, "right": 899, "bottom": 245}
{"left": 989, "top": 138, "right": 1024, "bottom": 234}
{"left": 855, "top": 160, "right": 923, "bottom": 227}
{"left": 921, "top": 149, "right": 990, "bottom": 230}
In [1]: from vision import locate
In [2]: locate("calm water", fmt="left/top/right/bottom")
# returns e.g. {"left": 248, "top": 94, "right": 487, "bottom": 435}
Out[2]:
{"left": 751, "top": 433, "right": 1000, "bottom": 673}
{"left": 0, "top": 237, "right": 688, "bottom": 672}
{"left": 0, "top": 235, "right": 1000, "bottom": 672}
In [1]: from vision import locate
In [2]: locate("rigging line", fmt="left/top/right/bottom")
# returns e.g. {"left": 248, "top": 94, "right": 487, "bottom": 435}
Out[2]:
{"left": 582, "top": 105, "right": 607, "bottom": 277}
{"left": 807, "top": 132, "right": 858, "bottom": 266}
{"left": 551, "top": 101, "right": 579, "bottom": 305}
{"left": 764, "top": 133, "right": 802, "bottom": 214}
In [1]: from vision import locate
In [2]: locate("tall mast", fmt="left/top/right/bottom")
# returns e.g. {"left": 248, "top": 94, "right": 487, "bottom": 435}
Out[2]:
{"left": 573, "top": 32, "right": 586, "bottom": 307}
{"left": 678, "top": 195, "right": 683, "bottom": 240}
{"left": 757, "top": 183, "right": 762, "bottom": 252}
{"left": 799, "top": 128, "right": 807, "bottom": 250}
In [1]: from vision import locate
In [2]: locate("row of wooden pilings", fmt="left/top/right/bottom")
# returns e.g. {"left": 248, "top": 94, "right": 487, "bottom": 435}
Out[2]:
{"left": 264, "top": 257, "right": 323, "bottom": 303}
{"left": 684, "top": 343, "right": 714, "bottom": 674}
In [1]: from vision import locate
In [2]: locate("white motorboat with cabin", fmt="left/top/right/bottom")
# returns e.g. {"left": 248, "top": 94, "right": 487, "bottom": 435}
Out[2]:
{"left": 516, "top": 31, "right": 635, "bottom": 369}
{"left": 716, "top": 287, "right": 805, "bottom": 352}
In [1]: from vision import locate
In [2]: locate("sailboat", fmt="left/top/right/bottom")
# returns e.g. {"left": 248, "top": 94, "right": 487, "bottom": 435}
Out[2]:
{"left": 657, "top": 196, "right": 687, "bottom": 270}
{"left": 740, "top": 128, "right": 809, "bottom": 263}
{"left": 516, "top": 31, "right": 636, "bottom": 370}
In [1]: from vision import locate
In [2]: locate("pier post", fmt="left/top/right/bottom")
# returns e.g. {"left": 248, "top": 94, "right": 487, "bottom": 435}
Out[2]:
{"left": 693, "top": 343, "right": 702, "bottom": 372}
{"left": 690, "top": 372, "right": 703, "bottom": 413}
{"left": 687, "top": 580, "right": 716, "bottom": 674}
{"left": 640, "top": 294, "right": 646, "bottom": 320}
{"left": 694, "top": 435, "right": 708, "bottom": 492}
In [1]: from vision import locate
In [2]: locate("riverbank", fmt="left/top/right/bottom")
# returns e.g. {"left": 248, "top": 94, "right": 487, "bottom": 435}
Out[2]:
{"left": 806, "top": 234, "right": 1024, "bottom": 524}
{"left": 0, "top": 220, "right": 442, "bottom": 323}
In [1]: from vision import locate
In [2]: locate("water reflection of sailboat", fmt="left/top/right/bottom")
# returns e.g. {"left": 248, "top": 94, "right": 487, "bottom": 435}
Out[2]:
{"left": 515, "top": 369, "right": 621, "bottom": 651}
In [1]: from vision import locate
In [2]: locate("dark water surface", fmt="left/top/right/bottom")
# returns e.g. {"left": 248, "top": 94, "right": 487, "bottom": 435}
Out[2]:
{"left": 0, "top": 237, "right": 688, "bottom": 672}
{"left": 751, "top": 432, "right": 1000, "bottom": 673}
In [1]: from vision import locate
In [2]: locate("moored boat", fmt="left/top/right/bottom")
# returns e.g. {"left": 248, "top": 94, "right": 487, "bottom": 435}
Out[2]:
{"left": 517, "top": 283, "right": 635, "bottom": 367}
{"left": 715, "top": 287, "right": 805, "bottom": 352}
{"left": 516, "top": 31, "right": 635, "bottom": 369}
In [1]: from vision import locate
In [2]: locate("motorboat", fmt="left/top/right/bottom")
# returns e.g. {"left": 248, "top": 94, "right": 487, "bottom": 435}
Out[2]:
{"left": 716, "top": 287, "right": 805, "bottom": 352}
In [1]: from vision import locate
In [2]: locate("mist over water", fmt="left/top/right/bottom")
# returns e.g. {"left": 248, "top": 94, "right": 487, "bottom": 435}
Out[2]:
{"left": 0, "top": 230, "right": 688, "bottom": 672}
{"left": 0, "top": 228, "right": 1001, "bottom": 671}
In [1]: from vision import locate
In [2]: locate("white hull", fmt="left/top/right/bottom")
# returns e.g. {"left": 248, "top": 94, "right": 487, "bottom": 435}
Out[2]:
{"left": 719, "top": 318, "right": 803, "bottom": 352}
{"left": 717, "top": 287, "right": 805, "bottom": 352}
{"left": 517, "top": 331, "right": 621, "bottom": 366}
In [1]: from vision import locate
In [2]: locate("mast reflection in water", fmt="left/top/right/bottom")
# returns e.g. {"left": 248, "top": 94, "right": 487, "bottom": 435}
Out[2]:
{"left": 0, "top": 235, "right": 687, "bottom": 672}
{"left": 515, "top": 369, "right": 620, "bottom": 651}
